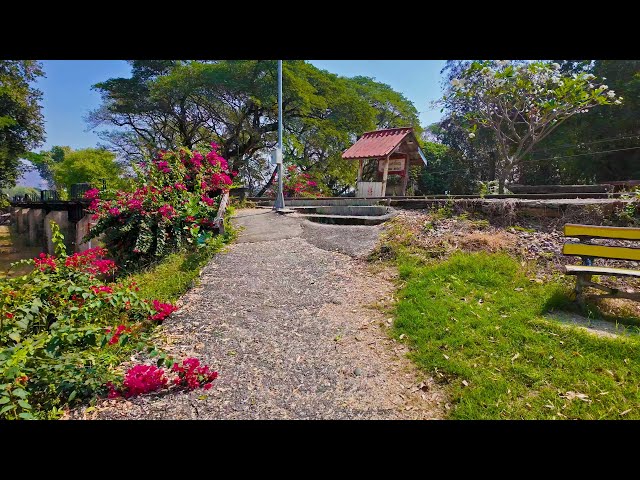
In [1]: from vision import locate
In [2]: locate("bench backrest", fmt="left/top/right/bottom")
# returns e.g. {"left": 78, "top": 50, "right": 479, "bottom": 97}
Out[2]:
{"left": 563, "top": 224, "right": 640, "bottom": 261}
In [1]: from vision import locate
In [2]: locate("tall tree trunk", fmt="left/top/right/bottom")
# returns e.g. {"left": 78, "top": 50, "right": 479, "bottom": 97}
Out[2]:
{"left": 488, "top": 152, "right": 496, "bottom": 181}
{"left": 256, "top": 167, "right": 278, "bottom": 197}
{"left": 497, "top": 156, "right": 512, "bottom": 194}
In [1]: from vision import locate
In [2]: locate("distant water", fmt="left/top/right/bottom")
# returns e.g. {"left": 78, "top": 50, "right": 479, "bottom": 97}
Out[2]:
{"left": 0, "top": 226, "right": 42, "bottom": 279}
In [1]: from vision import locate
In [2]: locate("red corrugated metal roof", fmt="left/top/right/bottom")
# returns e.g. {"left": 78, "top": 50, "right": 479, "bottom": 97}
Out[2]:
{"left": 342, "top": 127, "right": 413, "bottom": 159}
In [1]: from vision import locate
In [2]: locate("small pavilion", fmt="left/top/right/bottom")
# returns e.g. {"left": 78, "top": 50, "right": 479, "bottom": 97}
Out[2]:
{"left": 341, "top": 127, "right": 428, "bottom": 197}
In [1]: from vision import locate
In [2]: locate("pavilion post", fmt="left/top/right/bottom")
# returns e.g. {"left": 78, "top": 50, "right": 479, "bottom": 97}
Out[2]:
{"left": 381, "top": 154, "right": 390, "bottom": 197}
{"left": 401, "top": 154, "right": 410, "bottom": 196}
{"left": 357, "top": 159, "right": 363, "bottom": 197}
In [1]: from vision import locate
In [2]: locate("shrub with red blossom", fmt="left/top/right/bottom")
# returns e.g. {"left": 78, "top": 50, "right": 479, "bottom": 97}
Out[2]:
{"left": 172, "top": 357, "right": 219, "bottom": 391}
{"left": 64, "top": 247, "right": 117, "bottom": 277}
{"left": 121, "top": 365, "right": 168, "bottom": 397}
{"left": 268, "top": 165, "right": 325, "bottom": 198}
{"left": 149, "top": 300, "right": 178, "bottom": 322}
{"left": 34, "top": 253, "right": 57, "bottom": 272}
{"left": 85, "top": 143, "right": 234, "bottom": 267}
{"left": 105, "top": 324, "right": 131, "bottom": 345}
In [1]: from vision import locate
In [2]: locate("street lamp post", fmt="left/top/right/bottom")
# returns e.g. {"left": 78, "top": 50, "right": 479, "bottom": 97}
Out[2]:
{"left": 273, "top": 59, "right": 285, "bottom": 211}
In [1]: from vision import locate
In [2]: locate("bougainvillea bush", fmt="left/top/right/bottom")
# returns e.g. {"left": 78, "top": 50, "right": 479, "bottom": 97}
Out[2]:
{"left": 86, "top": 143, "right": 234, "bottom": 268}
{"left": 268, "top": 165, "right": 325, "bottom": 198}
{"left": 0, "top": 222, "right": 215, "bottom": 420}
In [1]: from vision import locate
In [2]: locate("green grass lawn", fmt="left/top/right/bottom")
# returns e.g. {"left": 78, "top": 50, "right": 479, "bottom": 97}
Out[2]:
{"left": 393, "top": 251, "right": 640, "bottom": 419}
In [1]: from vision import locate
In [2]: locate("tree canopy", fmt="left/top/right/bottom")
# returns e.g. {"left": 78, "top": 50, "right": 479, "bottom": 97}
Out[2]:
{"left": 50, "top": 147, "right": 128, "bottom": 196}
{"left": 441, "top": 60, "right": 621, "bottom": 192}
{"left": 0, "top": 61, "right": 45, "bottom": 188}
{"left": 89, "top": 60, "right": 420, "bottom": 195}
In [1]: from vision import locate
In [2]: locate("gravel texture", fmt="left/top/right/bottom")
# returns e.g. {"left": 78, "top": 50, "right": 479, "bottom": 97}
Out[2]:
{"left": 78, "top": 209, "right": 444, "bottom": 420}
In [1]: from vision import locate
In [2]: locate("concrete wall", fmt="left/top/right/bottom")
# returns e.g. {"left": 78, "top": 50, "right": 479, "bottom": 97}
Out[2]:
{"left": 44, "top": 211, "right": 74, "bottom": 255}
{"left": 75, "top": 215, "right": 99, "bottom": 252}
{"left": 15, "top": 208, "right": 27, "bottom": 234}
{"left": 9, "top": 207, "right": 100, "bottom": 255}
{"left": 26, "top": 208, "right": 45, "bottom": 249}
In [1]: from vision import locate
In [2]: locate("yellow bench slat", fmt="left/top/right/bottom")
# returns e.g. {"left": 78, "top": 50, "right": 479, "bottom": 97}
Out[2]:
{"left": 564, "top": 223, "right": 640, "bottom": 240}
{"left": 563, "top": 243, "right": 640, "bottom": 261}
{"left": 564, "top": 265, "right": 640, "bottom": 278}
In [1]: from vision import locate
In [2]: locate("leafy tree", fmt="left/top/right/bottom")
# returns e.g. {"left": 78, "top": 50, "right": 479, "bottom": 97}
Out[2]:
{"left": 50, "top": 147, "right": 128, "bottom": 196}
{"left": 525, "top": 60, "right": 640, "bottom": 184}
{"left": 442, "top": 60, "right": 622, "bottom": 192}
{"left": 25, "top": 145, "right": 70, "bottom": 187}
{"left": 0, "top": 61, "right": 45, "bottom": 188}
{"left": 89, "top": 61, "right": 421, "bottom": 195}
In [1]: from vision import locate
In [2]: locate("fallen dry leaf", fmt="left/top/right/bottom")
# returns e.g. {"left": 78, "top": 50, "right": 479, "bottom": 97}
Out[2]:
{"left": 560, "top": 391, "right": 591, "bottom": 402}
{"left": 511, "top": 352, "right": 520, "bottom": 362}
{"left": 620, "top": 409, "right": 632, "bottom": 416}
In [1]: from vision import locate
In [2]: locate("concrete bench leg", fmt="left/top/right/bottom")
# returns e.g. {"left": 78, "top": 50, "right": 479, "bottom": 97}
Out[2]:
{"left": 575, "top": 273, "right": 592, "bottom": 306}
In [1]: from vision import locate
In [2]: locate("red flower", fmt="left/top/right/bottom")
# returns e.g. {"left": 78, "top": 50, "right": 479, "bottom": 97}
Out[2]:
{"left": 171, "top": 357, "right": 218, "bottom": 391}
{"left": 91, "top": 285, "right": 114, "bottom": 295}
{"left": 122, "top": 365, "right": 168, "bottom": 398}
{"left": 34, "top": 252, "right": 57, "bottom": 272}
{"left": 5, "top": 312, "right": 14, "bottom": 319}
{"left": 149, "top": 300, "right": 178, "bottom": 322}
{"left": 201, "top": 195, "right": 215, "bottom": 207}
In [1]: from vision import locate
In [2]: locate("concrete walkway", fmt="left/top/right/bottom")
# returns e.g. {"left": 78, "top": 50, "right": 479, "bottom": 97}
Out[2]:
{"left": 85, "top": 209, "right": 444, "bottom": 419}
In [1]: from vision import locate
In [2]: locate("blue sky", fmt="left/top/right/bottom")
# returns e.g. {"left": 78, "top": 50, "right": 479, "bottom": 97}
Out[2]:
{"left": 17, "top": 60, "right": 446, "bottom": 186}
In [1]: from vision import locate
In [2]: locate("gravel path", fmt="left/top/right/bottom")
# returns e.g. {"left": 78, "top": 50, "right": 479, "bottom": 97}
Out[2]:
{"left": 82, "top": 209, "right": 445, "bottom": 419}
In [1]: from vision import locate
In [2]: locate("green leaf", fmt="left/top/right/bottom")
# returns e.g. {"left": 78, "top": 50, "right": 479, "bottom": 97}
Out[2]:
{"left": 0, "top": 405, "right": 13, "bottom": 415}
{"left": 17, "top": 399, "right": 31, "bottom": 410}
{"left": 18, "top": 412, "right": 35, "bottom": 420}
{"left": 68, "top": 390, "right": 77, "bottom": 402}
{"left": 11, "top": 388, "right": 28, "bottom": 399}
{"left": 0, "top": 396, "right": 10, "bottom": 405}
{"left": 8, "top": 332, "right": 20, "bottom": 342}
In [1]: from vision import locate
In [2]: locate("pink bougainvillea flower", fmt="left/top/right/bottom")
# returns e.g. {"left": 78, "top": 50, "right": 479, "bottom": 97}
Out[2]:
{"left": 149, "top": 300, "right": 178, "bottom": 321}
{"left": 201, "top": 195, "right": 215, "bottom": 207}
{"left": 34, "top": 252, "right": 57, "bottom": 272}
{"left": 121, "top": 365, "right": 168, "bottom": 398}
{"left": 84, "top": 188, "right": 100, "bottom": 200}
{"left": 171, "top": 357, "right": 218, "bottom": 391}
{"left": 158, "top": 204, "right": 176, "bottom": 219}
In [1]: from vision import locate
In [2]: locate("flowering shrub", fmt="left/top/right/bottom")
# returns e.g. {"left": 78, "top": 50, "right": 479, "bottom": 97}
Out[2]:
{"left": 65, "top": 247, "right": 117, "bottom": 277}
{"left": 149, "top": 300, "right": 178, "bottom": 322}
{"left": 86, "top": 143, "right": 233, "bottom": 267}
{"left": 105, "top": 357, "right": 219, "bottom": 398}
{"left": 0, "top": 222, "right": 180, "bottom": 420}
{"left": 268, "top": 165, "right": 325, "bottom": 198}
{"left": 172, "top": 357, "right": 219, "bottom": 391}
{"left": 121, "top": 365, "right": 168, "bottom": 397}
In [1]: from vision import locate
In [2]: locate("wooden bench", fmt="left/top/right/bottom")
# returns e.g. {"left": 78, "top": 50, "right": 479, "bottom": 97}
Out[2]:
{"left": 562, "top": 224, "right": 640, "bottom": 303}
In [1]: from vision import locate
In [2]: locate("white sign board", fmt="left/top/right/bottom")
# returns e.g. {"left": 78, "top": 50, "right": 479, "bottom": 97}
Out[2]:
{"left": 357, "top": 181, "right": 383, "bottom": 198}
{"left": 270, "top": 148, "right": 283, "bottom": 165}
{"left": 378, "top": 157, "right": 405, "bottom": 173}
